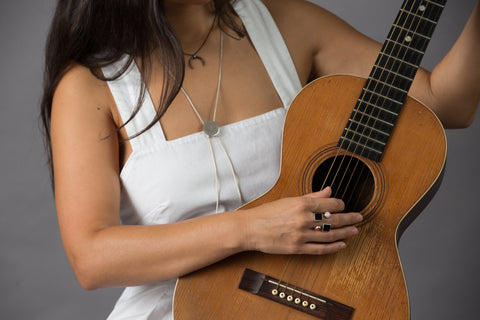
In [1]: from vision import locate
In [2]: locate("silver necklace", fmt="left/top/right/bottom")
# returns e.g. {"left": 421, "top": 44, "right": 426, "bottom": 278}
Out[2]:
{"left": 180, "top": 31, "right": 243, "bottom": 213}
{"left": 181, "top": 31, "right": 223, "bottom": 138}
{"left": 183, "top": 15, "right": 217, "bottom": 69}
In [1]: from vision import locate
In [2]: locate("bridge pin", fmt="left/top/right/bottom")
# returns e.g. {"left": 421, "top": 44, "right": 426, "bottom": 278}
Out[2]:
{"left": 279, "top": 292, "right": 286, "bottom": 299}
{"left": 287, "top": 295, "right": 293, "bottom": 302}
{"left": 309, "top": 304, "right": 317, "bottom": 310}
{"left": 302, "top": 301, "right": 309, "bottom": 307}
{"left": 295, "top": 298, "right": 301, "bottom": 304}
{"left": 272, "top": 289, "right": 278, "bottom": 296}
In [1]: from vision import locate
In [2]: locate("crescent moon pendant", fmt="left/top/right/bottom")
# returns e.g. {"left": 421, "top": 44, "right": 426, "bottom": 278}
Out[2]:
{"left": 188, "top": 55, "right": 206, "bottom": 69}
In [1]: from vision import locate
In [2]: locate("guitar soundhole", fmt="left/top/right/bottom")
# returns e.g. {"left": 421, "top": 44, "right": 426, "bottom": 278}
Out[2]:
{"left": 312, "top": 155, "right": 374, "bottom": 213}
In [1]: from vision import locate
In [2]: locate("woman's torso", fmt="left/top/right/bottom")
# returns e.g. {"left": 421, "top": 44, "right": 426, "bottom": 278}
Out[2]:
{"left": 103, "top": 0, "right": 303, "bottom": 319}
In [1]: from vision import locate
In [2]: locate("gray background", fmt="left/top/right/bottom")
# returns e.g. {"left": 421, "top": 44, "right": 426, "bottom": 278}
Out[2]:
{"left": 1, "top": 0, "right": 478, "bottom": 319}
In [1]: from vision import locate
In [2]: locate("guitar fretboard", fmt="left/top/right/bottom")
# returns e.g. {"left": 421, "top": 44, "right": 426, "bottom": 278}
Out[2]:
{"left": 338, "top": 0, "right": 447, "bottom": 161}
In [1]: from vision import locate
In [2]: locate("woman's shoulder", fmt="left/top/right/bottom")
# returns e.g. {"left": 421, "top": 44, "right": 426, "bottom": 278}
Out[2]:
{"left": 261, "top": 0, "right": 338, "bottom": 29}
{"left": 260, "top": 0, "right": 380, "bottom": 78}
{"left": 260, "top": 0, "right": 360, "bottom": 45}
{"left": 52, "top": 64, "right": 117, "bottom": 127}
{"left": 259, "top": 0, "right": 360, "bottom": 80}
{"left": 55, "top": 64, "right": 110, "bottom": 105}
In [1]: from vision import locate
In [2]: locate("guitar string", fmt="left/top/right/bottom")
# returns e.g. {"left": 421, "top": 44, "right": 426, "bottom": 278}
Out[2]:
{"left": 295, "top": 0, "right": 443, "bottom": 307}
{"left": 310, "top": 0, "right": 429, "bottom": 299}
{"left": 275, "top": 0, "right": 436, "bottom": 303}
{"left": 320, "top": 0, "right": 438, "bottom": 199}
{"left": 297, "top": 0, "right": 427, "bottom": 303}
{"left": 341, "top": 0, "right": 434, "bottom": 210}
{"left": 332, "top": 0, "right": 423, "bottom": 203}
{"left": 337, "top": 0, "right": 430, "bottom": 203}
{"left": 336, "top": 0, "right": 427, "bottom": 204}
{"left": 283, "top": 0, "right": 418, "bottom": 301}
{"left": 278, "top": 0, "right": 416, "bottom": 300}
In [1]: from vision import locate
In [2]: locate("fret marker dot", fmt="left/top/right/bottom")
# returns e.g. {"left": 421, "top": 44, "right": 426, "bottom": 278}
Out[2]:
{"left": 405, "top": 35, "right": 412, "bottom": 43}
{"left": 419, "top": 5, "right": 426, "bottom": 12}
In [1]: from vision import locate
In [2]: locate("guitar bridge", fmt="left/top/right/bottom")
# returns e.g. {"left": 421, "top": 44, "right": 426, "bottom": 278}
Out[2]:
{"left": 238, "top": 268, "right": 354, "bottom": 320}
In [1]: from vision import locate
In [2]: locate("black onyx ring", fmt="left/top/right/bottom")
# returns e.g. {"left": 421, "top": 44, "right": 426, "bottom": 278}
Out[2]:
{"left": 314, "top": 212, "right": 332, "bottom": 222}
{"left": 314, "top": 224, "right": 332, "bottom": 232}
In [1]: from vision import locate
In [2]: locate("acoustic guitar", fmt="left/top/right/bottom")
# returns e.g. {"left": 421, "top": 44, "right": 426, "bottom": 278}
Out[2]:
{"left": 174, "top": 0, "right": 447, "bottom": 319}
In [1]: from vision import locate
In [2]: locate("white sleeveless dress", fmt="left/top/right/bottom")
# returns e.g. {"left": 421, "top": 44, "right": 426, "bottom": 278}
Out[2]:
{"left": 102, "top": 1, "right": 302, "bottom": 319}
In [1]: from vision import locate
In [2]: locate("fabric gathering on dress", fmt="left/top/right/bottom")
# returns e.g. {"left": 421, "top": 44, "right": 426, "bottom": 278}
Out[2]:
{"left": 102, "top": 0, "right": 302, "bottom": 319}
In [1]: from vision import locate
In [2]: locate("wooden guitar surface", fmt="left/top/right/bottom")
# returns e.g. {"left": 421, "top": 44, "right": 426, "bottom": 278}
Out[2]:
{"left": 173, "top": 75, "right": 446, "bottom": 320}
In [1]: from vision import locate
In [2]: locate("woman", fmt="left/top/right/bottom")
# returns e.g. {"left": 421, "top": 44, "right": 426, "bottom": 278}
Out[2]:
{"left": 41, "top": 0, "right": 480, "bottom": 319}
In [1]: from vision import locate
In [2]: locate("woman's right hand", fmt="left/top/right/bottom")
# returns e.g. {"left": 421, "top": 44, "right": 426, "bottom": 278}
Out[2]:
{"left": 240, "top": 187, "right": 363, "bottom": 256}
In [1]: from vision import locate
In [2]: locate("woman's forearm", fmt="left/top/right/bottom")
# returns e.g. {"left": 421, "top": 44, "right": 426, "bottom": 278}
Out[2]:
{"left": 69, "top": 189, "right": 361, "bottom": 291}
{"left": 71, "top": 210, "right": 245, "bottom": 290}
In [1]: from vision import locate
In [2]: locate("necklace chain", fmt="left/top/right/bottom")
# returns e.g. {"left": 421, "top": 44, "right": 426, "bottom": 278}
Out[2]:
{"left": 180, "top": 31, "right": 243, "bottom": 212}
{"left": 183, "top": 15, "right": 217, "bottom": 69}
{"left": 181, "top": 31, "right": 223, "bottom": 137}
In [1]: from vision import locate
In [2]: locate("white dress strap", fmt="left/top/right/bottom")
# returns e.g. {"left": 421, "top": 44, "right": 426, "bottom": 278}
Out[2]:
{"left": 102, "top": 56, "right": 166, "bottom": 150}
{"left": 233, "top": 0, "right": 303, "bottom": 107}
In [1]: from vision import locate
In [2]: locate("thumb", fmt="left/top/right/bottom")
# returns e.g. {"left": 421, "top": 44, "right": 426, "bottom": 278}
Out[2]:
{"left": 307, "top": 186, "right": 332, "bottom": 199}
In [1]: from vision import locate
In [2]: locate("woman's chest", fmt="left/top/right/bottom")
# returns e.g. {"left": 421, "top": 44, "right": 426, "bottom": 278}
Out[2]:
{"left": 119, "top": 108, "right": 286, "bottom": 226}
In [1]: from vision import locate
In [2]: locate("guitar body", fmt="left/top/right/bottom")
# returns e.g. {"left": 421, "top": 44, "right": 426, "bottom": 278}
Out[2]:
{"left": 174, "top": 75, "right": 446, "bottom": 319}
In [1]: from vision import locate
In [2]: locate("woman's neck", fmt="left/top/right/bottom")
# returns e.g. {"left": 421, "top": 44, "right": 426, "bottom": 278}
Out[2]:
{"left": 164, "top": 2, "right": 216, "bottom": 47}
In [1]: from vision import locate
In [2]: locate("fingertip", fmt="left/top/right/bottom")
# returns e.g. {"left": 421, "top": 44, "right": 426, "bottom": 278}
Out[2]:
{"left": 309, "top": 186, "right": 332, "bottom": 198}
{"left": 322, "top": 186, "right": 332, "bottom": 194}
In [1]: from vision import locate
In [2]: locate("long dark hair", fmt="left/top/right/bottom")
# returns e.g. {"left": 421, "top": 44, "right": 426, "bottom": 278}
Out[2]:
{"left": 40, "top": 0, "right": 244, "bottom": 183}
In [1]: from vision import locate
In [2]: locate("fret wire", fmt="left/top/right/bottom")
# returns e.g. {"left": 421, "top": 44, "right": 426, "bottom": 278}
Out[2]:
{"left": 378, "top": 52, "right": 418, "bottom": 68}
{"left": 350, "top": 110, "right": 395, "bottom": 127}
{"left": 367, "top": 77, "right": 409, "bottom": 94}
{"left": 344, "top": 129, "right": 387, "bottom": 146}
{"left": 383, "top": 42, "right": 423, "bottom": 64}
{"left": 357, "top": 99, "right": 399, "bottom": 116}
{"left": 425, "top": 0, "right": 445, "bottom": 8}
{"left": 345, "top": 0, "right": 415, "bottom": 159}
{"left": 345, "top": 123, "right": 390, "bottom": 139}
{"left": 362, "top": 88, "right": 404, "bottom": 106}
{"left": 392, "top": 23, "right": 431, "bottom": 40}
{"left": 398, "top": 18, "right": 437, "bottom": 39}
{"left": 339, "top": 137, "right": 383, "bottom": 154}
{"left": 371, "top": 65, "right": 414, "bottom": 82}
{"left": 339, "top": 0, "right": 446, "bottom": 161}
{"left": 345, "top": 0, "right": 416, "bottom": 158}
{"left": 388, "top": 28, "right": 430, "bottom": 55}
{"left": 387, "top": 39, "right": 425, "bottom": 55}
{"left": 399, "top": 8, "right": 438, "bottom": 25}
{"left": 348, "top": 118, "right": 393, "bottom": 134}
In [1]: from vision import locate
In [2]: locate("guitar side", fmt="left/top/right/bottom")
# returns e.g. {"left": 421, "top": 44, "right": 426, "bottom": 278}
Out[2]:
{"left": 173, "top": 75, "right": 447, "bottom": 320}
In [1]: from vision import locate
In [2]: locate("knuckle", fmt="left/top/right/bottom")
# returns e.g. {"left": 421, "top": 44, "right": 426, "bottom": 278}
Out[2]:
{"left": 290, "top": 232, "right": 305, "bottom": 245}
{"left": 294, "top": 198, "right": 309, "bottom": 211}
{"left": 323, "top": 232, "right": 337, "bottom": 243}
{"left": 288, "top": 215, "right": 305, "bottom": 230}
{"left": 315, "top": 246, "right": 329, "bottom": 255}
{"left": 287, "top": 242, "right": 301, "bottom": 254}
{"left": 336, "top": 199, "right": 345, "bottom": 211}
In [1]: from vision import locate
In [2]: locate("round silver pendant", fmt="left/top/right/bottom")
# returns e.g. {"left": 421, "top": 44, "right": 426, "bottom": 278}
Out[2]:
{"left": 203, "top": 120, "right": 220, "bottom": 137}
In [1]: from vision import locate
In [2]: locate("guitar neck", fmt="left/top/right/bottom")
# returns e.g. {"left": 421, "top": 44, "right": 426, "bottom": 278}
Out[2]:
{"left": 338, "top": 0, "right": 447, "bottom": 162}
